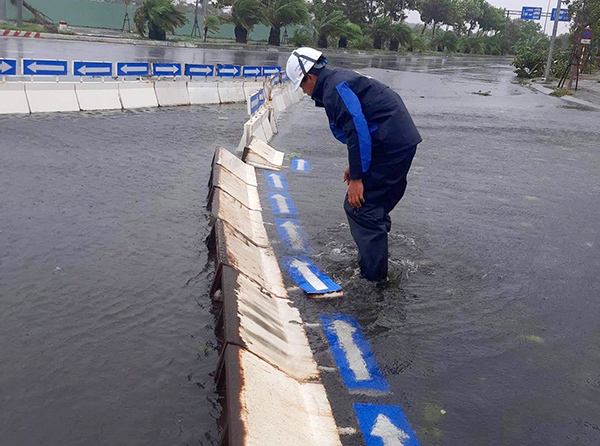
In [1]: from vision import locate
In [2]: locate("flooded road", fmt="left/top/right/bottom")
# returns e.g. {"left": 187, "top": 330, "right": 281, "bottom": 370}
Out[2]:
{"left": 1, "top": 39, "right": 598, "bottom": 445}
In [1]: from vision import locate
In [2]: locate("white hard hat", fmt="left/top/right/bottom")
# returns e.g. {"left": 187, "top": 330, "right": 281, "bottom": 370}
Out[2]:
{"left": 286, "top": 47, "right": 323, "bottom": 91}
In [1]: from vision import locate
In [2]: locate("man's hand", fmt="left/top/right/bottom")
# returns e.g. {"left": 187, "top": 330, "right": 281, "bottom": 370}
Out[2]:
{"left": 343, "top": 166, "right": 350, "bottom": 184}
{"left": 347, "top": 179, "right": 365, "bottom": 208}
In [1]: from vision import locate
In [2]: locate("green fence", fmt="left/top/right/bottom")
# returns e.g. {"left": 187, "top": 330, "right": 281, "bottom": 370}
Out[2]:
{"left": 4, "top": 0, "right": 276, "bottom": 41}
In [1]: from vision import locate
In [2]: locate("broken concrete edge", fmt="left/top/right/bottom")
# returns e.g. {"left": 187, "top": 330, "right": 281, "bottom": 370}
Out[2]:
{"left": 528, "top": 82, "right": 600, "bottom": 111}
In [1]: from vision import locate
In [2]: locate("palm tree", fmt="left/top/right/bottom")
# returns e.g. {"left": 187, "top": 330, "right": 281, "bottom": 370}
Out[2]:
{"left": 261, "top": 0, "right": 309, "bottom": 46}
{"left": 371, "top": 16, "right": 392, "bottom": 49}
{"left": 227, "top": 0, "right": 262, "bottom": 43}
{"left": 203, "top": 15, "right": 221, "bottom": 42}
{"left": 388, "top": 22, "right": 413, "bottom": 51}
{"left": 312, "top": 4, "right": 347, "bottom": 48}
{"left": 338, "top": 21, "right": 362, "bottom": 48}
{"left": 134, "top": 0, "right": 187, "bottom": 41}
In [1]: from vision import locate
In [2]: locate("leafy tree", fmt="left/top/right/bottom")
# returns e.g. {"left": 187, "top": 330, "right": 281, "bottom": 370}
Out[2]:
{"left": 418, "top": 0, "right": 457, "bottom": 37}
{"left": 477, "top": 3, "right": 504, "bottom": 35}
{"left": 371, "top": 15, "right": 392, "bottom": 49}
{"left": 512, "top": 36, "right": 549, "bottom": 77}
{"left": 461, "top": 0, "right": 485, "bottom": 35}
{"left": 134, "top": 0, "right": 187, "bottom": 41}
{"left": 291, "top": 26, "right": 314, "bottom": 46}
{"left": 349, "top": 33, "right": 374, "bottom": 49}
{"left": 389, "top": 22, "right": 413, "bottom": 51}
{"left": 261, "top": 0, "right": 309, "bottom": 46}
{"left": 226, "top": 0, "right": 262, "bottom": 43}
{"left": 338, "top": 21, "right": 363, "bottom": 48}
{"left": 203, "top": 15, "right": 221, "bottom": 41}
{"left": 312, "top": 2, "right": 347, "bottom": 48}
{"left": 381, "top": 0, "right": 419, "bottom": 22}
{"left": 460, "top": 34, "right": 485, "bottom": 53}
{"left": 433, "top": 30, "right": 459, "bottom": 51}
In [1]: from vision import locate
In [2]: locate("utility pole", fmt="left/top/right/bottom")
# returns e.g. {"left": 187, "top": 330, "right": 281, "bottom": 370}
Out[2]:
{"left": 16, "top": 0, "right": 23, "bottom": 27}
{"left": 122, "top": 0, "right": 132, "bottom": 32}
{"left": 543, "top": 0, "right": 562, "bottom": 80}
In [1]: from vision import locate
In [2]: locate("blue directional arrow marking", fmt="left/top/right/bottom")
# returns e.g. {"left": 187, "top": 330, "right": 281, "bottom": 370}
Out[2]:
{"left": 250, "top": 91, "right": 262, "bottom": 115}
{"left": 73, "top": 61, "right": 113, "bottom": 77}
{"left": 243, "top": 66, "right": 262, "bottom": 77}
{"left": 185, "top": 64, "right": 214, "bottom": 76}
{"left": 291, "top": 158, "right": 310, "bottom": 173}
{"left": 0, "top": 59, "right": 17, "bottom": 75}
{"left": 284, "top": 257, "right": 341, "bottom": 294}
{"left": 265, "top": 171, "right": 288, "bottom": 190}
{"left": 354, "top": 404, "right": 421, "bottom": 446}
{"left": 216, "top": 64, "right": 241, "bottom": 77}
{"left": 320, "top": 314, "right": 389, "bottom": 393}
{"left": 268, "top": 191, "right": 297, "bottom": 216}
{"left": 23, "top": 59, "right": 68, "bottom": 76}
{"left": 263, "top": 65, "right": 282, "bottom": 76}
{"left": 117, "top": 62, "right": 150, "bottom": 76}
{"left": 153, "top": 63, "right": 182, "bottom": 76}
{"left": 276, "top": 219, "right": 311, "bottom": 253}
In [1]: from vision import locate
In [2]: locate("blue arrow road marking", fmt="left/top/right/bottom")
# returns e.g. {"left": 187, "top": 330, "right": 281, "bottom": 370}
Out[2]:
{"left": 117, "top": 62, "right": 150, "bottom": 76}
{"left": 264, "top": 171, "right": 288, "bottom": 190}
{"left": 73, "top": 61, "right": 113, "bottom": 76}
{"left": 185, "top": 64, "right": 214, "bottom": 76}
{"left": 291, "top": 158, "right": 310, "bottom": 173}
{"left": 153, "top": 63, "right": 182, "bottom": 76}
{"left": 354, "top": 404, "right": 421, "bottom": 446}
{"left": 320, "top": 314, "right": 389, "bottom": 393}
{"left": 275, "top": 219, "right": 311, "bottom": 254}
{"left": 0, "top": 59, "right": 17, "bottom": 75}
{"left": 216, "top": 64, "right": 241, "bottom": 77}
{"left": 283, "top": 257, "right": 341, "bottom": 294}
{"left": 243, "top": 66, "right": 262, "bottom": 77}
{"left": 268, "top": 191, "right": 297, "bottom": 216}
{"left": 23, "top": 59, "right": 68, "bottom": 76}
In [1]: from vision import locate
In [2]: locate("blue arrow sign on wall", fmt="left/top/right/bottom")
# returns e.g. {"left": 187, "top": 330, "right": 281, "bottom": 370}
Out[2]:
{"left": 216, "top": 64, "right": 241, "bottom": 77}
{"left": 185, "top": 64, "right": 214, "bottom": 76}
{"left": 73, "top": 61, "right": 113, "bottom": 77}
{"left": 153, "top": 63, "right": 182, "bottom": 76}
{"left": 116, "top": 62, "right": 150, "bottom": 76}
{"left": 23, "top": 59, "right": 68, "bottom": 76}
{"left": 0, "top": 59, "right": 17, "bottom": 75}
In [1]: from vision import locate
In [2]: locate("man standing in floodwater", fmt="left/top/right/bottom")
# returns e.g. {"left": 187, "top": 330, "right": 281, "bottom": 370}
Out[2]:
{"left": 286, "top": 47, "right": 422, "bottom": 283}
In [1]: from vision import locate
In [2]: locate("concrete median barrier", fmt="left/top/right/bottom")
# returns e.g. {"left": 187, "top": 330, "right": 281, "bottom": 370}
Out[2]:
{"left": 0, "top": 83, "right": 30, "bottom": 114}
{"left": 242, "top": 137, "right": 284, "bottom": 171}
{"left": 25, "top": 83, "right": 80, "bottom": 113}
{"left": 218, "top": 81, "right": 246, "bottom": 104}
{"left": 247, "top": 110, "right": 269, "bottom": 143}
{"left": 212, "top": 146, "right": 257, "bottom": 187}
{"left": 208, "top": 163, "right": 261, "bottom": 211}
{"left": 215, "top": 266, "right": 320, "bottom": 382}
{"left": 118, "top": 82, "right": 159, "bottom": 109}
{"left": 217, "top": 345, "right": 342, "bottom": 446}
{"left": 212, "top": 220, "right": 286, "bottom": 298}
{"left": 188, "top": 81, "right": 220, "bottom": 105}
{"left": 75, "top": 82, "right": 122, "bottom": 111}
{"left": 154, "top": 81, "right": 190, "bottom": 107}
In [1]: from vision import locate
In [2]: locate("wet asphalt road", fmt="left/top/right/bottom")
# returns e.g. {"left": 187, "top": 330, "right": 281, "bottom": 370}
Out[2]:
{"left": 1, "top": 38, "right": 599, "bottom": 445}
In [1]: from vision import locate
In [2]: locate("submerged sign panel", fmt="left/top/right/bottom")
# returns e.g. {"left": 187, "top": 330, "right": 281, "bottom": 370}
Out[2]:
{"left": 291, "top": 158, "right": 310, "bottom": 173}
{"left": 320, "top": 314, "right": 389, "bottom": 393}
{"left": 354, "top": 403, "right": 421, "bottom": 446}
{"left": 275, "top": 219, "right": 310, "bottom": 253}
{"left": 284, "top": 257, "right": 342, "bottom": 294}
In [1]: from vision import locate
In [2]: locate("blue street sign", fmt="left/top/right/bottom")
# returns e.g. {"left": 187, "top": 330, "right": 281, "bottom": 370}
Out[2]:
{"left": 291, "top": 158, "right": 310, "bottom": 173}
{"left": 0, "top": 59, "right": 17, "bottom": 75}
{"left": 354, "top": 403, "right": 421, "bottom": 446}
{"left": 276, "top": 219, "right": 311, "bottom": 253}
{"left": 23, "top": 59, "right": 68, "bottom": 76}
{"left": 73, "top": 61, "right": 113, "bottom": 77}
{"left": 551, "top": 8, "right": 570, "bottom": 21}
{"left": 263, "top": 66, "right": 282, "bottom": 76}
{"left": 216, "top": 64, "right": 241, "bottom": 77}
{"left": 185, "top": 64, "right": 214, "bottom": 77}
{"left": 521, "top": 6, "right": 542, "bottom": 20}
{"left": 153, "top": 63, "right": 182, "bottom": 76}
{"left": 117, "top": 62, "right": 150, "bottom": 76}
{"left": 320, "top": 314, "right": 389, "bottom": 393}
{"left": 250, "top": 91, "right": 262, "bottom": 115}
{"left": 265, "top": 171, "right": 288, "bottom": 190}
{"left": 284, "top": 257, "right": 341, "bottom": 294}
{"left": 242, "top": 66, "right": 263, "bottom": 77}
{"left": 582, "top": 28, "right": 593, "bottom": 39}
{"left": 268, "top": 191, "right": 297, "bottom": 216}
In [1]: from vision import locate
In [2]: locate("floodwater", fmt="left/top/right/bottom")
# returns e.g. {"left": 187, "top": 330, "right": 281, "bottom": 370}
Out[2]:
{"left": 1, "top": 40, "right": 599, "bottom": 446}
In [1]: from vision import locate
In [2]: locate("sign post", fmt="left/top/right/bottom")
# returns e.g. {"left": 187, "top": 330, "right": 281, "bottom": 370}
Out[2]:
{"left": 544, "top": 0, "right": 563, "bottom": 80}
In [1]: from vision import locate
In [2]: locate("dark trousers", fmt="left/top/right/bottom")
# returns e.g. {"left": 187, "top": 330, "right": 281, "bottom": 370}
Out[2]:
{"left": 344, "top": 146, "right": 416, "bottom": 281}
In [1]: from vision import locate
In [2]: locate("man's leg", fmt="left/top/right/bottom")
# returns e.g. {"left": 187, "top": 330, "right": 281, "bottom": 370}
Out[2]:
{"left": 344, "top": 197, "right": 388, "bottom": 281}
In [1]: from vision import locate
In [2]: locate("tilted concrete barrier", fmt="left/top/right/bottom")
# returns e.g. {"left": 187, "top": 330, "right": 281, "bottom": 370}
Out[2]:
{"left": 218, "top": 81, "right": 246, "bottom": 104}
{"left": 188, "top": 81, "right": 220, "bottom": 105}
{"left": 212, "top": 146, "right": 257, "bottom": 187}
{"left": 75, "top": 82, "right": 122, "bottom": 111}
{"left": 25, "top": 83, "right": 80, "bottom": 113}
{"left": 248, "top": 110, "right": 269, "bottom": 143}
{"left": 154, "top": 81, "right": 190, "bottom": 107}
{"left": 118, "top": 82, "right": 159, "bottom": 109}
{"left": 242, "top": 137, "right": 284, "bottom": 171}
{"left": 208, "top": 163, "right": 261, "bottom": 211}
{"left": 0, "top": 83, "right": 30, "bottom": 114}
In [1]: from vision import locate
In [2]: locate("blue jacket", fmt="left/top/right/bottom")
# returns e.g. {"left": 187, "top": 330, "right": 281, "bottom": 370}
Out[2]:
{"left": 311, "top": 67, "right": 422, "bottom": 180}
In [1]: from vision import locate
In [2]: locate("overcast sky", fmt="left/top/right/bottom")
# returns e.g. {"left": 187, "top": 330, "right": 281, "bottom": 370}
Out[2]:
{"left": 405, "top": 0, "right": 570, "bottom": 35}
